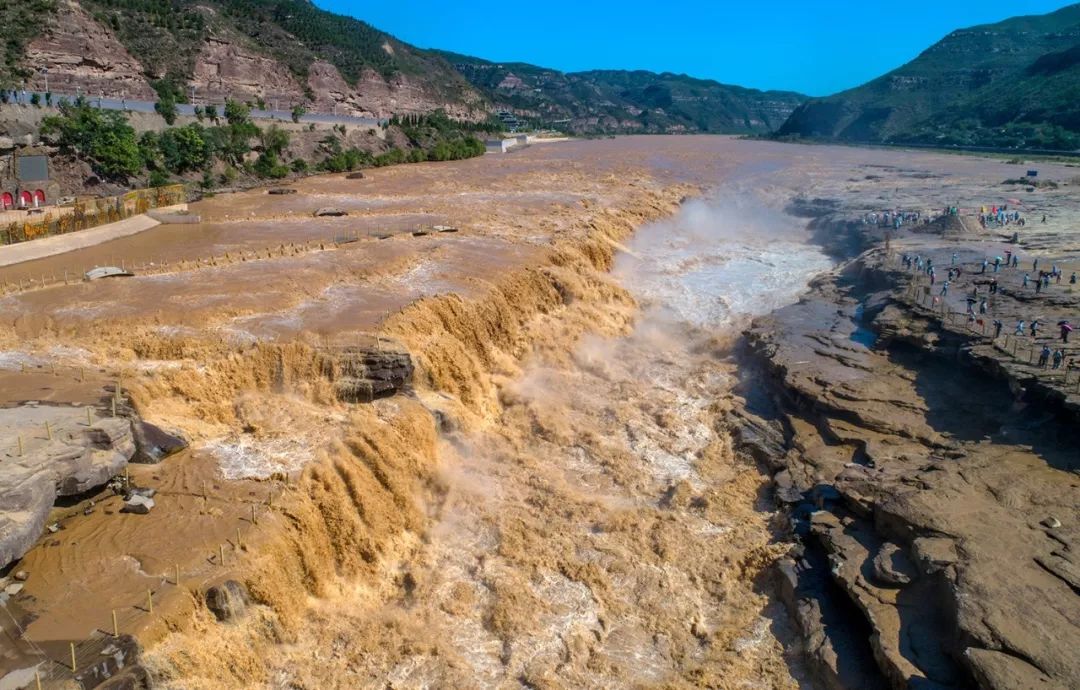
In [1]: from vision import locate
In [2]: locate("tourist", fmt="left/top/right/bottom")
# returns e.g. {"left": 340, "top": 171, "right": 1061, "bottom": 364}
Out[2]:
{"left": 1023, "top": 273, "right": 1030, "bottom": 288}
{"left": 1062, "top": 322, "right": 1073, "bottom": 343}
{"left": 1071, "top": 272, "right": 1077, "bottom": 284}
{"left": 1016, "top": 320, "right": 1026, "bottom": 335}
{"left": 989, "top": 278, "right": 998, "bottom": 294}
{"left": 1053, "top": 349, "right": 1064, "bottom": 370}
{"left": 1012, "top": 254, "right": 1019, "bottom": 268}
{"left": 993, "top": 319, "right": 1003, "bottom": 339}
{"left": 979, "top": 298, "right": 988, "bottom": 314}
{"left": 951, "top": 252, "right": 958, "bottom": 266}
{"left": 1039, "top": 345, "right": 1051, "bottom": 368}
{"left": 940, "top": 281, "right": 949, "bottom": 296}
{"left": 1031, "top": 320, "right": 1041, "bottom": 338}
{"left": 981, "top": 259, "right": 988, "bottom": 274}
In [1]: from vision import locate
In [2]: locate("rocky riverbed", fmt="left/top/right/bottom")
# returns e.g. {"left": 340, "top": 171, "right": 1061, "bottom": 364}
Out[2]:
{"left": 3, "top": 137, "right": 1080, "bottom": 689}
{"left": 732, "top": 198, "right": 1080, "bottom": 689}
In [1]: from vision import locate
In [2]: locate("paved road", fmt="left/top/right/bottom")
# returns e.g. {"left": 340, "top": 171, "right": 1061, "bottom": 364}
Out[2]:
{"left": 6, "top": 90, "right": 385, "bottom": 128}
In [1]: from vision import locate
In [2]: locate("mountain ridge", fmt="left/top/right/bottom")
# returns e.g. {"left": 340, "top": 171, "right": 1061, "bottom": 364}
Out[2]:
{"left": 435, "top": 50, "right": 806, "bottom": 134}
{"left": 777, "top": 3, "right": 1080, "bottom": 149}
{"left": 3, "top": 0, "right": 806, "bottom": 133}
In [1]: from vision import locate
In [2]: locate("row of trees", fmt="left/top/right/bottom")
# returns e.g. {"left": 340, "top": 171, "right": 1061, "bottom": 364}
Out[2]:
{"left": 40, "top": 97, "right": 488, "bottom": 188}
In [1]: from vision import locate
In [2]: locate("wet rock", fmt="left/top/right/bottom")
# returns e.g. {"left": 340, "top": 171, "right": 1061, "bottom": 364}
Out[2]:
{"left": 729, "top": 409, "right": 787, "bottom": 472}
{"left": 773, "top": 470, "right": 804, "bottom": 504}
{"left": 320, "top": 347, "right": 414, "bottom": 403}
{"left": 120, "top": 495, "right": 154, "bottom": 515}
{"left": 267, "top": 188, "right": 297, "bottom": 195}
{"left": 872, "top": 543, "right": 918, "bottom": 586}
{"left": 345, "top": 171, "right": 365, "bottom": 179}
{"left": 77, "top": 634, "right": 143, "bottom": 688}
{"left": 313, "top": 207, "right": 347, "bottom": 217}
{"left": 205, "top": 580, "right": 250, "bottom": 622}
{"left": 95, "top": 664, "right": 152, "bottom": 690}
{"left": 131, "top": 421, "right": 188, "bottom": 464}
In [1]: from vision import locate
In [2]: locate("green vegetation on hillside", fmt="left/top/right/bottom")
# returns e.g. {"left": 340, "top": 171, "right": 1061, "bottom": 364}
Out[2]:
{"left": 0, "top": 0, "right": 59, "bottom": 88}
{"left": 436, "top": 51, "right": 806, "bottom": 135}
{"left": 40, "top": 97, "right": 487, "bottom": 187}
{"left": 79, "top": 0, "right": 475, "bottom": 105}
{"left": 777, "top": 4, "right": 1080, "bottom": 150}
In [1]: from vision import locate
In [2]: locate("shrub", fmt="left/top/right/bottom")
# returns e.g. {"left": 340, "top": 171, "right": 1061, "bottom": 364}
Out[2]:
{"left": 155, "top": 96, "right": 178, "bottom": 125}
{"left": 30, "top": 92, "right": 40, "bottom": 107}
{"left": 291, "top": 105, "right": 306, "bottom": 123}
{"left": 149, "top": 169, "right": 170, "bottom": 187}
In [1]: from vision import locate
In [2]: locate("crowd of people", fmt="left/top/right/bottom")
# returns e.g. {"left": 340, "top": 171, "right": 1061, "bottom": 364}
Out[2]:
{"left": 977, "top": 205, "right": 1026, "bottom": 228}
{"left": 901, "top": 249, "right": 1077, "bottom": 375}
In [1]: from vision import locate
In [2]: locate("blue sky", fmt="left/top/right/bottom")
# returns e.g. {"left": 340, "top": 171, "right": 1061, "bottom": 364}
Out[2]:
{"left": 316, "top": 0, "right": 1074, "bottom": 96}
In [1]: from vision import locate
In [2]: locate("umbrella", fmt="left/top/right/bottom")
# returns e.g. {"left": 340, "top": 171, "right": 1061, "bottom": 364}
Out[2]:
{"left": 1058, "top": 320, "right": 1071, "bottom": 326}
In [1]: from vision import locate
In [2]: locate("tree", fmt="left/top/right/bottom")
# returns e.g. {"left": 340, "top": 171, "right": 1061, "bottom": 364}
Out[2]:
{"left": 193, "top": 105, "right": 204, "bottom": 122}
{"left": 159, "top": 124, "right": 210, "bottom": 173}
{"left": 291, "top": 104, "right": 306, "bottom": 123}
{"left": 205, "top": 104, "right": 218, "bottom": 123}
{"left": 253, "top": 150, "right": 288, "bottom": 178}
{"left": 41, "top": 100, "right": 142, "bottom": 181}
{"left": 224, "top": 99, "right": 250, "bottom": 126}
{"left": 260, "top": 124, "right": 289, "bottom": 156}
{"left": 29, "top": 92, "right": 40, "bottom": 107}
{"left": 155, "top": 96, "right": 178, "bottom": 125}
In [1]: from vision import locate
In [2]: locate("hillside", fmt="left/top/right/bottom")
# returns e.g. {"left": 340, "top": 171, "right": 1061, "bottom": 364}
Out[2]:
{"left": 777, "top": 4, "right": 1080, "bottom": 149}
{"left": 10, "top": 0, "right": 487, "bottom": 119}
{"left": 6, "top": 0, "right": 804, "bottom": 132}
{"left": 438, "top": 52, "right": 806, "bottom": 134}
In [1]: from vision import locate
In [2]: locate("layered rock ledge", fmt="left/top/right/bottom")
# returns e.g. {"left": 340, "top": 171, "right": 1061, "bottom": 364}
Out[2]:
{"left": 732, "top": 214, "right": 1080, "bottom": 689}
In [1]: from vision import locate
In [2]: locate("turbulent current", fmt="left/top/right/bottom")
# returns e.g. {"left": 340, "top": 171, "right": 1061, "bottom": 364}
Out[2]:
{"left": 137, "top": 189, "right": 832, "bottom": 689}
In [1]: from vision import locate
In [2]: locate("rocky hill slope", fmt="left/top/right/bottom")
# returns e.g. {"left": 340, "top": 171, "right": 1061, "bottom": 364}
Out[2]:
{"left": 5, "top": 0, "right": 805, "bottom": 132}
{"left": 9, "top": 0, "right": 487, "bottom": 119}
{"left": 438, "top": 51, "right": 806, "bottom": 134}
{"left": 777, "top": 3, "right": 1080, "bottom": 149}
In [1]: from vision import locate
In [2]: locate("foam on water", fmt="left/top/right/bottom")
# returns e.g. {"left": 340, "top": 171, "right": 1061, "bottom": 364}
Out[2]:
{"left": 616, "top": 195, "right": 833, "bottom": 330}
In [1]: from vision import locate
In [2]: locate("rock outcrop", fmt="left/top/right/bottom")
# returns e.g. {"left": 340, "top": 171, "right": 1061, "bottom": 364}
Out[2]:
{"left": 24, "top": 0, "right": 156, "bottom": 100}
{"left": 318, "top": 346, "right": 414, "bottom": 403}
{"left": 733, "top": 215, "right": 1080, "bottom": 689}
{"left": 0, "top": 406, "right": 135, "bottom": 569}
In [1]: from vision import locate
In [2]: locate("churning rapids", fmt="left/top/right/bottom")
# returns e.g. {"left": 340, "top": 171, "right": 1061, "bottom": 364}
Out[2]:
{"left": 215, "top": 194, "right": 832, "bottom": 689}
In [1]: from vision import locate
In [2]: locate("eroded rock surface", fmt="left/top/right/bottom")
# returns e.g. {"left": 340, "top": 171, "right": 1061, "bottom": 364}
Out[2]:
{"left": 0, "top": 405, "right": 135, "bottom": 569}
{"left": 735, "top": 219, "right": 1080, "bottom": 689}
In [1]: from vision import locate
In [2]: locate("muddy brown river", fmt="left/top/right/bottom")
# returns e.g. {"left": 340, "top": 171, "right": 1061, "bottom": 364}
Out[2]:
{"left": 2, "top": 137, "right": 1069, "bottom": 689}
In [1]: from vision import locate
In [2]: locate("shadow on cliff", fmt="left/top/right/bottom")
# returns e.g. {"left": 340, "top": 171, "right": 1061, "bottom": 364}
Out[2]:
{"left": 889, "top": 343, "right": 1080, "bottom": 472}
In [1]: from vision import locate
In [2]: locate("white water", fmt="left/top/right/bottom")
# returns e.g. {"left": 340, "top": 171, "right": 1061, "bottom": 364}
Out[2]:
{"left": 617, "top": 195, "right": 833, "bottom": 331}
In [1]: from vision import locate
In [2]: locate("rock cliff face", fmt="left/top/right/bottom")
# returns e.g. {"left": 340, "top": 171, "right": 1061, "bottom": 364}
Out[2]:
{"left": 18, "top": 0, "right": 485, "bottom": 119}
{"left": 732, "top": 214, "right": 1080, "bottom": 689}
{"left": 24, "top": 0, "right": 155, "bottom": 100}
